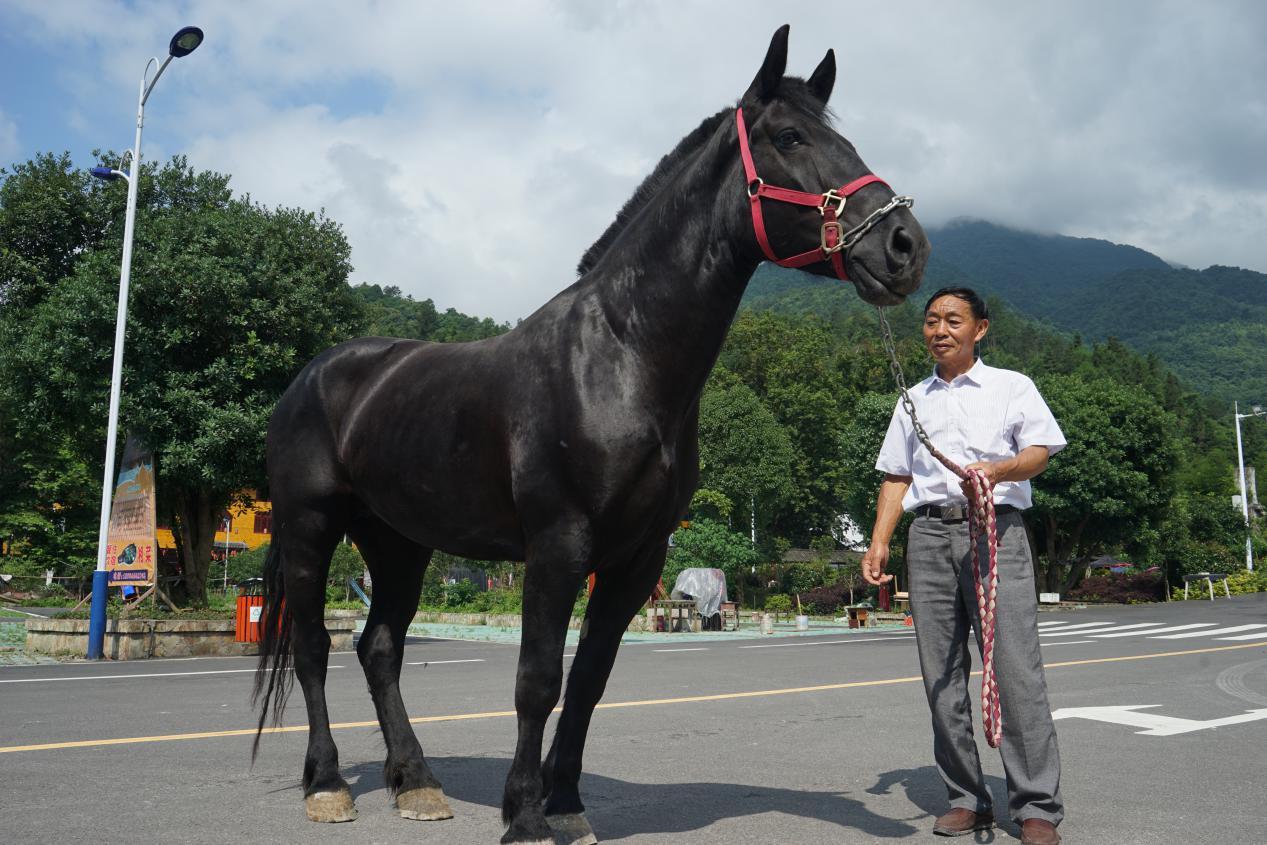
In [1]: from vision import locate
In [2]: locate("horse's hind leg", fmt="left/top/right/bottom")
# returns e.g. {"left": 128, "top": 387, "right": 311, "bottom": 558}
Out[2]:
{"left": 282, "top": 507, "right": 356, "bottom": 822}
{"left": 542, "top": 544, "right": 668, "bottom": 845}
{"left": 348, "top": 518, "right": 453, "bottom": 822}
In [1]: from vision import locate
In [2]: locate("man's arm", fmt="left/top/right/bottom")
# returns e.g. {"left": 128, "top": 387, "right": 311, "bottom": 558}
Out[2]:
{"left": 863, "top": 473, "right": 912, "bottom": 586}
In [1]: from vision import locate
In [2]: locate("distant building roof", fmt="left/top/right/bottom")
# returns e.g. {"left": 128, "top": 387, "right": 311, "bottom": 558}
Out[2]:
{"left": 782, "top": 548, "right": 862, "bottom": 564}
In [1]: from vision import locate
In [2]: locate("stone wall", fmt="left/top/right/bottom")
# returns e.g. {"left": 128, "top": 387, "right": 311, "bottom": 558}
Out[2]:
{"left": 25, "top": 617, "right": 357, "bottom": 660}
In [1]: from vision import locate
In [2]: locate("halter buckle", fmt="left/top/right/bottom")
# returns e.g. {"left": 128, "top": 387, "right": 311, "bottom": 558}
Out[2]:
{"left": 747, "top": 178, "right": 764, "bottom": 198}
{"left": 820, "top": 220, "right": 844, "bottom": 254}
{"left": 819, "top": 188, "right": 847, "bottom": 218}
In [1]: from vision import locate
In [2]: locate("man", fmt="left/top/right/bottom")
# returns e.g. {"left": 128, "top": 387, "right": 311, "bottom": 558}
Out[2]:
{"left": 863, "top": 287, "right": 1066, "bottom": 845}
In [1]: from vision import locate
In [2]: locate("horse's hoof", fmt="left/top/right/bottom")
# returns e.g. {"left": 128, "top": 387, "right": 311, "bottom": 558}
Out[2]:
{"left": 304, "top": 789, "right": 357, "bottom": 823}
{"left": 548, "top": 812, "right": 598, "bottom": 845}
{"left": 396, "top": 786, "right": 454, "bottom": 821}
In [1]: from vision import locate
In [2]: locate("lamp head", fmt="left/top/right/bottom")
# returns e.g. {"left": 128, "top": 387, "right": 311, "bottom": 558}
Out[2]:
{"left": 169, "top": 26, "right": 203, "bottom": 58}
{"left": 90, "top": 166, "right": 121, "bottom": 181}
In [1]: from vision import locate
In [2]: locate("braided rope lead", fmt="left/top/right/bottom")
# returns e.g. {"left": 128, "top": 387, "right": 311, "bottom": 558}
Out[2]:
{"left": 877, "top": 308, "right": 1003, "bottom": 748}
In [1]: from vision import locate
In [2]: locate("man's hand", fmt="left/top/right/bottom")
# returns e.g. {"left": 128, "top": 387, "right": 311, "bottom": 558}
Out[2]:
{"left": 960, "top": 460, "right": 1002, "bottom": 499}
{"left": 862, "top": 543, "right": 894, "bottom": 586}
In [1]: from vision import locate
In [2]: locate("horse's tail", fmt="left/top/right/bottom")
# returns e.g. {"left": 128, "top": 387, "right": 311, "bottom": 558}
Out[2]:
{"left": 251, "top": 535, "right": 293, "bottom": 762}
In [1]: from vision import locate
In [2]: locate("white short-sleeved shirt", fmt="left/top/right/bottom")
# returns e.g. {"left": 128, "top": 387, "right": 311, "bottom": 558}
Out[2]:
{"left": 875, "top": 359, "right": 1066, "bottom": 512}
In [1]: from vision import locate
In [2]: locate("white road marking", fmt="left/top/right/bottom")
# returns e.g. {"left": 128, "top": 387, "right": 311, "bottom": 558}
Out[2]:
{"left": 1036, "top": 621, "right": 1118, "bottom": 633}
{"left": 1218, "top": 632, "right": 1267, "bottom": 641}
{"left": 1040, "top": 640, "right": 1095, "bottom": 646}
{"left": 1152, "top": 624, "right": 1267, "bottom": 640}
{"left": 1040, "top": 625, "right": 1123, "bottom": 637}
{"left": 1052, "top": 704, "right": 1267, "bottom": 736}
{"left": 1042, "top": 623, "right": 1164, "bottom": 637}
{"left": 1092, "top": 623, "right": 1216, "bottom": 638}
{"left": 739, "top": 637, "right": 912, "bottom": 649}
{"left": 653, "top": 648, "right": 709, "bottom": 653}
{"left": 0, "top": 666, "right": 343, "bottom": 684}
{"left": 404, "top": 659, "right": 486, "bottom": 666}
{"left": 1037, "top": 620, "right": 1074, "bottom": 627}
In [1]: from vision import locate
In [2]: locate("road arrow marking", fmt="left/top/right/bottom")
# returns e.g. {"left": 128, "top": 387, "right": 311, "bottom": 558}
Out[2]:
{"left": 1051, "top": 704, "right": 1267, "bottom": 736}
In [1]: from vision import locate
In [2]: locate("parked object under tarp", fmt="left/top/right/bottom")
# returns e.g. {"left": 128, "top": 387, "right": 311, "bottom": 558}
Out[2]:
{"left": 670, "top": 568, "right": 728, "bottom": 618}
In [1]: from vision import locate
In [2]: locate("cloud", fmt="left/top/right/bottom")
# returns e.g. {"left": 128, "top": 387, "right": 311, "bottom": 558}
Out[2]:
{"left": 6, "top": 0, "right": 1267, "bottom": 320}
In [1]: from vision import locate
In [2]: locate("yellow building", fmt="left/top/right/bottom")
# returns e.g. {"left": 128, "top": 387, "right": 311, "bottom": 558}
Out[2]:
{"left": 157, "top": 492, "right": 273, "bottom": 558}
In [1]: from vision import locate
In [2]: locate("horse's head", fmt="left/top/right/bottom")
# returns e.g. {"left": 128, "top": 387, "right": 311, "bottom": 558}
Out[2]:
{"left": 735, "top": 25, "right": 929, "bottom": 305}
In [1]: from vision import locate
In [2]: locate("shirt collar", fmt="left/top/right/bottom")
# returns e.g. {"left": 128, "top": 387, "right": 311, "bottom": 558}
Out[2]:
{"left": 926, "top": 358, "right": 988, "bottom": 392}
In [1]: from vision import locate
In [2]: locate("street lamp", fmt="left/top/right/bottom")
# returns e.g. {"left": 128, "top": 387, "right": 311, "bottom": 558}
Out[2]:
{"left": 1234, "top": 402, "right": 1265, "bottom": 573}
{"left": 86, "top": 26, "right": 204, "bottom": 660}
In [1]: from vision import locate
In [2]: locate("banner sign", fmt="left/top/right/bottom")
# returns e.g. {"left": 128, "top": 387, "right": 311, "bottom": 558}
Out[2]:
{"left": 106, "top": 434, "right": 157, "bottom": 586}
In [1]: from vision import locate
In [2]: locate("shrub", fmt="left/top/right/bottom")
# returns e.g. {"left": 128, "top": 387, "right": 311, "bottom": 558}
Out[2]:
{"left": 1172, "top": 568, "right": 1267, "bottom": 600}
{"left": 799, "top": 580, "right": 858, "bottom": 615}
{"left": 764, "top": 593, "right": 793, "bottom": 618}
{"left": 1066, "top": 570, "right": 1166, "bottom": 604}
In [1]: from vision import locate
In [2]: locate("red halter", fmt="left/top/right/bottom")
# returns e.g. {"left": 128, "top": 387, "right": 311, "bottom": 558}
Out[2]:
{"left": 736, "top": 107, "right": 908, "bottom": 282}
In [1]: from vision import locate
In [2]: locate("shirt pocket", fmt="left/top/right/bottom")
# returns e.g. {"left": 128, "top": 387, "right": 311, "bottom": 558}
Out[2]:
{"left": 964, "top": 404, "right": 1013, "bottom": 462}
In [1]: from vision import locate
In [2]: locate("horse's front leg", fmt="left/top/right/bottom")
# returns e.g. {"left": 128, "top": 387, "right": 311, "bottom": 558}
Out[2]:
{"left": 502, "top": 541, "right": 586, "bottom": 845}
{"left": 541, "top": 543, "right": 667, "bottom": 845}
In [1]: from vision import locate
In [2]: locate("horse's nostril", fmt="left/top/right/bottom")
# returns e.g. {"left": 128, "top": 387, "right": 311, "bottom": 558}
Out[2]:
{"left": 889, "top": 226, "right": 915, "bottom": 260}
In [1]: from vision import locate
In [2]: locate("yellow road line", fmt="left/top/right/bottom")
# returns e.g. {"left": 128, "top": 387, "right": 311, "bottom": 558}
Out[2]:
{"left": 3, "top": 640, "right": 1264, "bottom": 755}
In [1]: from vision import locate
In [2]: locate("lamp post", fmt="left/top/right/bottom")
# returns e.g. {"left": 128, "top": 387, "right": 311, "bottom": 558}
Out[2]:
{"left": 1234, "top": 402, "right": 1266, "bottom": 573}
{"left": 86, "top": 26, "right": 204, "bottom": 660}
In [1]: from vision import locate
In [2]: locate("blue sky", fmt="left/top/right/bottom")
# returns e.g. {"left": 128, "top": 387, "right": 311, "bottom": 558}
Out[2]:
{"left": 3, "top": 1, "right": 1266, "bottom": 322}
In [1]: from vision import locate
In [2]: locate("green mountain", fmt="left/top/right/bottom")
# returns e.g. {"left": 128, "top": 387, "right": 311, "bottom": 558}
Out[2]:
{"left": 742, "top": 220, "right": 1267, "bottom": 404}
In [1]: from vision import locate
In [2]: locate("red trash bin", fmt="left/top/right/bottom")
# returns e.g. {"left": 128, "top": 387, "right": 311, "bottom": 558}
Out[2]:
{"left": 236, "top": 578, "right": 265, "bottom": 643}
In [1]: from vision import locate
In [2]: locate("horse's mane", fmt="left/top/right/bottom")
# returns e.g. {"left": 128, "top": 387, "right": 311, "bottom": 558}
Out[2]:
{"left": 576, "top": 81, "right": 832, "bottom": 277}
{"left": 576, "top": 108, "right": 730, "bottom": 277}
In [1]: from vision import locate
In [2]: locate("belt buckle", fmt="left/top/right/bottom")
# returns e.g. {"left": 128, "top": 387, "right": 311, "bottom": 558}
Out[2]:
{"left": 940, "top": 504, "right": 967, "bottom": 522}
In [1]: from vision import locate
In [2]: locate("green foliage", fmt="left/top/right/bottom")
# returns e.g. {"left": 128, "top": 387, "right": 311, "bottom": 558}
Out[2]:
{"left": 697, "top": 367, "right": 798, "bottom": 548}
{"left": 764, "top": 593, "right": 792, "bottom": 617}
{"left": 352, "top": 283, "right": 510, "bottom": 342}
{"left": 689, "top": 488, "right": 733, "bottom": 520}
{"left": 781, "top": 562, "right": 832, "bottom": 594}
{"left": 664, "top": 517, "right": 759, "bottom": 603}
{"left": 0, "top": 154, "right": 363, "bottom": 603}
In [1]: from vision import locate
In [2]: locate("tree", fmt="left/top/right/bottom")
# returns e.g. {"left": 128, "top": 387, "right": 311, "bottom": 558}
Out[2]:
{"left": 1028, "top": 373, "right": 1181, "bottom": 592}
{"left": 696, "top": 366, "right": 797, "bottom": 551}
{"left": 1, "top": 154, "right": 120, "bottom": 580}
{"left": 3, "top": 154, "right": 364, "bottom": 604}
{"left": 664, "top": 517, "right": 759, "bottom": 605}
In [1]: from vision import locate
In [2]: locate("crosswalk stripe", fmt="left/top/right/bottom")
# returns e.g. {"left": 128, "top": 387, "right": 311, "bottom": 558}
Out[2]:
{"left": 1217, "top": 631, "right": 1267, "bottom": 641}
{"left": 1092, "top": 623, "right": 1216, "bottom": 638}
{"left": 1037, "top": 620, "right": 1072, "bottom": 627}
{"left": 1040, "top": 624, "right": 1123, "bottom": 637}
{"left": 1035, "top": 621, "right": 1117, "bottom": 633}
{"left": 1044, "top": 623, "right": 1165, "bottom": 636}
{"left": 1152, "top": 624, "right": 1267, "bottom": 640}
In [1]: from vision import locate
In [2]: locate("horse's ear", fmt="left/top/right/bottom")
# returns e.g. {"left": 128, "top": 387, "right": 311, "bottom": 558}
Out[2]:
{"left": 745, "top": 24, "right": 790, "bottom": 101}
{"left": 807, "top": 49, "right": 835, "bottom": 104}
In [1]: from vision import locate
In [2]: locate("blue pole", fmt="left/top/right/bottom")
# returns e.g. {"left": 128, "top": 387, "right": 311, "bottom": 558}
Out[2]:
{"left": 87, "top": 569, "right": 109, "bottom": 659}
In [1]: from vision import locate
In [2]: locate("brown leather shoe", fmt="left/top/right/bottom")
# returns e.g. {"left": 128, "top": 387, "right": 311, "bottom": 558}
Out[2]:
{"left": 932, "top": 807, "right": 995, "bottom": 836}
{"left": 1020, "top": 818, "right": 1061, "bottom": 845}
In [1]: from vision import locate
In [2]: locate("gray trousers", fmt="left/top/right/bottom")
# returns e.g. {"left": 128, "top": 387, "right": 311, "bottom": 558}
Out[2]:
{"left": 906, "top": 511, "right": 1064, "bottom": 826}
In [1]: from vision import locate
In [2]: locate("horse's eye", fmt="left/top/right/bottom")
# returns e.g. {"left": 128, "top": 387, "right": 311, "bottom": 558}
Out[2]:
{"left": 775, "top": 129, "right": 803, "bottom": 149}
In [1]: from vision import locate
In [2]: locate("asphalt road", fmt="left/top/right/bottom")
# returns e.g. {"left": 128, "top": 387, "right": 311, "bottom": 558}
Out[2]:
{"left": 2, "top": 595, "right": 1266, "bottom": 844}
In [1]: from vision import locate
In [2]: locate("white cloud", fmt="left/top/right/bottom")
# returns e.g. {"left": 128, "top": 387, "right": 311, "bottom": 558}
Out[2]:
{"left": 7, "top": 0, "right": 1267, "bottom": 320}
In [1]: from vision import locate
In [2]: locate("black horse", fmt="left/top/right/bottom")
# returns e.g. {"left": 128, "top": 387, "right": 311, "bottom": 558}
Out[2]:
{"left": 253, "top": 25, "right": 928, "bottom": 845}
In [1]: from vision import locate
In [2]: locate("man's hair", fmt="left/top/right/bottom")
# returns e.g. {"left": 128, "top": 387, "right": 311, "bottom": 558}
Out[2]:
{"left": 923, "top": 286, "right": 989, "bottom": 321}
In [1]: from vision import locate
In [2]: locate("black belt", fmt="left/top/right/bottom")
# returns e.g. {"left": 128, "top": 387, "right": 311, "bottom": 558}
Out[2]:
{"left": 916, "top": 503, "right": 1018, "bottom": 522}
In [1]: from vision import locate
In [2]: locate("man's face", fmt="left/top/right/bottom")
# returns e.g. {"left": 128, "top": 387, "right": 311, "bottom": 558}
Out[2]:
{"left": 923, "top": 295, "right": 988, "bottom": 369}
